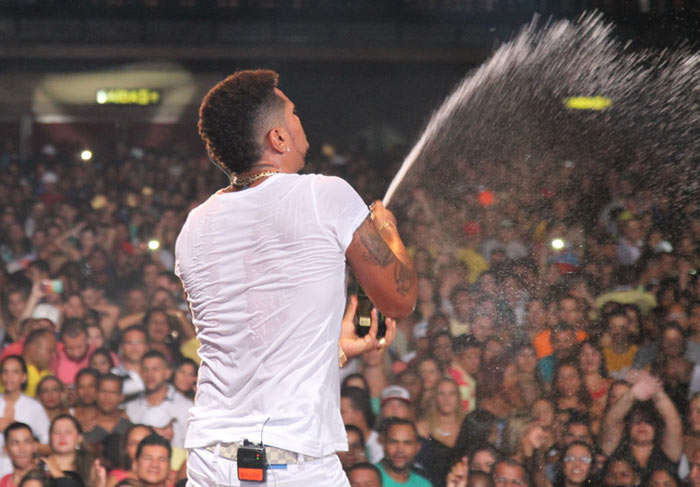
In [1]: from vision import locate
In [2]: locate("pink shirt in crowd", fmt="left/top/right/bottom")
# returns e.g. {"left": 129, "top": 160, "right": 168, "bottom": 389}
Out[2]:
{"left": 52, "top": 343, "right": 95, "bottom": 386}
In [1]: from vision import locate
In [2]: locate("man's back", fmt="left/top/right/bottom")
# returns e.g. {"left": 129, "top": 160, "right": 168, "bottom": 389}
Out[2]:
{"left": 175, "top": 172, "right": 368, "bottom": 457}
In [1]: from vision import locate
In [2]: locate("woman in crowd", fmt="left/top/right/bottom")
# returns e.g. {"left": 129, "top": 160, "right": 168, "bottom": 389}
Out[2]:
{"left": 554, "top": 441, "right": 594, "bottom": 487}
{"left": 478, "top": 355, "right": 525, "bottom": 420}
{"left": 88, "top": 349, "right": 115, "bottom": 377}
{"left": 36, "top": 375, "right": 71, "bottom": 421}
{"left": 141, "top": 308, "right": 179, "bottom": 362}
{"left": 417, "top": 357, "right": 441, "bottom": 417}
{"left": 551, "top": 360, "right": 590, "bottom": 413}
{"left": 0, "top": 355, "right": 50, "bottom": 472}
{"left": 578, "top": 339, "right": 611, "bottom": 433}
{"left": 500, "top": 412, "right": 550, "bottom": 487}
{"left": 418, "top": 378, "right": 465, "bottom": 487}
{"left": 44, "top": 415, "right": 93, "bottom": 486}
{"left": 171, "top": 357, "right": 198, "bottom": 399}
{"left": 514, "top": 342, "right": 544, "bottom": 407}
{"left": 469, "top": 445, "right": 501, "bottom": 473}
{"left": 452, "top": 409, "right": 499, "bottom": 470}
{"left": 418, "top": 377, "right": 464, "bottom": 447}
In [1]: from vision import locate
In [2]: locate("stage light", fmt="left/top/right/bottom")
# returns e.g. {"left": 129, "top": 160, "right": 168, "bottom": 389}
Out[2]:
{"left": 551, "top": 238, "right": 565, "bottom": 250}
{"left": 564, "top": 96, "right": 612, "bottom": 110}
{"left": 80, "top": 150, "right": 93, "bottom": 161}
{"left": 147, "top": 240, "right": 161, "bottom": 251}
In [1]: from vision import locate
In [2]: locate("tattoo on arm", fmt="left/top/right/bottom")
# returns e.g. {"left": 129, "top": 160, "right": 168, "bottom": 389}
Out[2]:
{"left": 394, "top": 262, "right": 416, "bottom": 296}
{"left": 359, "top": 221, "right": 393, "bottom": 267}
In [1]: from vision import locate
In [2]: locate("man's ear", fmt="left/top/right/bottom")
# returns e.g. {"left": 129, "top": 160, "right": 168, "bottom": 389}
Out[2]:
{"left": 267, "top": 127, "right": 288, "bottom": 154}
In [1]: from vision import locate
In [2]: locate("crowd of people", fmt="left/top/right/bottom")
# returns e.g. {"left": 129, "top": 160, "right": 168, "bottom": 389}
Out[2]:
{"left": 0, "top": 132, "right": 699, "bottom": 487}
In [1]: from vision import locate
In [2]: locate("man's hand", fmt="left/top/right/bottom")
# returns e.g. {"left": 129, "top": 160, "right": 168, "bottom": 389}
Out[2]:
{"left": 339, "top": 295, "right": 397, "bottom": 360}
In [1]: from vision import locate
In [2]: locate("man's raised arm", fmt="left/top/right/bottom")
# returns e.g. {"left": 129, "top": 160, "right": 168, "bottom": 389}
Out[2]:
{"left": 346, "top": 200, "right": 417, "bottom": 319}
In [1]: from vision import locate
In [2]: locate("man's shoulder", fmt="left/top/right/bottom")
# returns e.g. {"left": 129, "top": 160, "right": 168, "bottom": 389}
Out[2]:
{"left": 409, "top": 471, "right": 433, "bottom": 487}
{"left": 167, "top": 385, "right": 194, "bottom": 407}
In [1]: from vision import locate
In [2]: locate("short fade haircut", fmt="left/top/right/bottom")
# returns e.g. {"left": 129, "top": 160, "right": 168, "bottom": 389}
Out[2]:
{"left": 4, "top": 422, "right": 33, "bottom": 442}
{"left": 98, "top": 373, "right": 124, "bottom": 391}
{"left": 198, "top": 69, "right": 285, "bottom": 175}
{"left": 60, "top": 318, "right": 87, "bottom": 340}
{"left": 75, "top": 367, "right": 100, "bottom": 384}
{"left": 135, "top": 433, "right": 172, "bottom": 460}
{"left": 141, "top": 350, "right": 169, "bottom": 367}
{"left": 378, "top": 417, "right": 418, "bottom": 438}
{"left": 347, "top": 462, "right": 382, "bottom": 483}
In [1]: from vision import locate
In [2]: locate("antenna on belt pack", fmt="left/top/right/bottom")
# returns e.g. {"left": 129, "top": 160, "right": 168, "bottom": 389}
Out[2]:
{"left": 237, "top": 417, "right": 270, "bottom": 482}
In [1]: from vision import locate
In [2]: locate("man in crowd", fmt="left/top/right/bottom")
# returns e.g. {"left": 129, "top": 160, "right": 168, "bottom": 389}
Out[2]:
{"left": 376, "top": 418, "right": 430, "bottom": 487}
{"left": 0, "top": 423, "right": 36, "bottom": 487}
{"left": 177, "top": 69, "right": 416, "bottom": 486}
{"left": 53, "top": 318, "right": 93, "bottom": 386}
{"left": 21, "top": 328, "right": 56, "bottom": 397}
{"left": 689, "top": 448, "right": 700, "bottom": 487}
{"left": 125, "top": 351, "right": 192, "bottom": 448}
{"left": 113, "top": 325, "right": 148, "bottom": 398}
{"left": 133, "top": 434, "right": 172, "bottom": 487}
{"left": 72, "top": 367, "right": 99, "bottom": 429}
{"left": 538, "top": 323, "right": 580, "bottom": 382}
{"left": 84, "top": 373, "right": 132, "bottom": 445}
{"left": 348, "top": 462, "right": 383, "bottom": 487}
{"left": 492, "top": 459, "right": 531, "bottom": 487}
{"left": 603, "top": 308, "right": 638, "bottom": 379}
{"left": 379, "top": 386, "right": 413, "bottom": 422}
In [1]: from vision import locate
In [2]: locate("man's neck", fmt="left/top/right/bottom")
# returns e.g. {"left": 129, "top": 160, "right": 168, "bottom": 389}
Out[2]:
{"left": 139, "top": 481, "right": 166, "bottom": 487}
{"left": 382, "top": 459, "right": 411, "bottom": 483}
{"left": 611, "top": 341, "right": 631, "bottom": 354}
{"left": 95, "top": 409, "right": 122, "bottom": 429}
{"left": 145, "top": 384, "right": 169, "bottom": 406}
{"left": 12, "top": 465, "right": 34, "bottom": 485}
{"left": 122, "top": 360, "right": 140, "bottom": 373}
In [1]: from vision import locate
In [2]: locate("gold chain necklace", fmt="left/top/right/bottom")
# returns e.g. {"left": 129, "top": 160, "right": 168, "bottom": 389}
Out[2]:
{"left": 230, "top": 170, "right": 280, "bottom": 188}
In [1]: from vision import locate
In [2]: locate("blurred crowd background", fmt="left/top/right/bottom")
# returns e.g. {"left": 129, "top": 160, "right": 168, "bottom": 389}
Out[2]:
{"left": 1, "top": 1, "right": 700, "bottom": 487}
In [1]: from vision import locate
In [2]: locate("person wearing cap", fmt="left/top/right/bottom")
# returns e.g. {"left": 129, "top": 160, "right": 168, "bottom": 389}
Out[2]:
{"left": 380, "top": 386, "right": 413, "bottom": 422}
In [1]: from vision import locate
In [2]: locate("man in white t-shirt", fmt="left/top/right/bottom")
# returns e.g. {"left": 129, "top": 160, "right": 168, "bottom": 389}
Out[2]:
{"left": 176, "top": 69, "right": 417, "bottom": 487}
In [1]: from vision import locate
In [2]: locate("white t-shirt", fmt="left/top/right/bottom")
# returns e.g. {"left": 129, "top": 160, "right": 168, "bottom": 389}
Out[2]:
{"left": 175, "top": 173, "right": 368, "bottom": 457}
{"left": 0, "top": 394, "right": 50, "bottom": 477}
